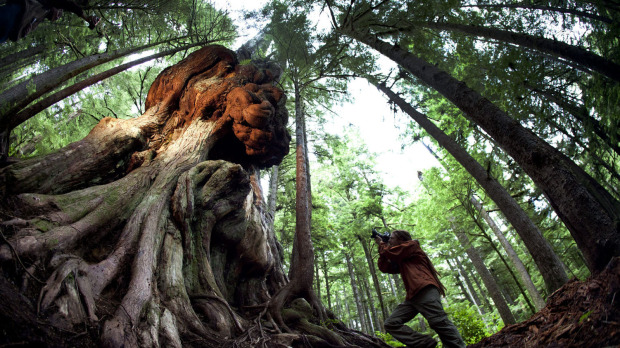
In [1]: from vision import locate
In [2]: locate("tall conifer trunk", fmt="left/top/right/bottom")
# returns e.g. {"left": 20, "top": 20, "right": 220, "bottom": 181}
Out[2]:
{"left": 351, "top": 33, "right": 620, "bottom": 273}
{"left": 455, "top": 229, "right": 517, "bottom": 325}
{"left": 373, "top": 81, "right": 568, "bottom": 292}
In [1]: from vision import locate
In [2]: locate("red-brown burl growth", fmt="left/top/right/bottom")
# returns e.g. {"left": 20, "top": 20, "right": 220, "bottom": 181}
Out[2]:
{"left": 0, "top": 44, "right": 386, "bottom": 348}
{"left": 0, "top": 45, "right": 294, "bottom": 348}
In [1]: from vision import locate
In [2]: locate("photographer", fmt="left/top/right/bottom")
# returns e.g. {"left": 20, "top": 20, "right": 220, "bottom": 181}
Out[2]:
{"left": 374, "top": 230, "right": 465, "bottom": 348}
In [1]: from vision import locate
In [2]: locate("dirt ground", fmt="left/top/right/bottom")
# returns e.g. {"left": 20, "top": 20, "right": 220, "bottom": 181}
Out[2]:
{"left": 469, "top": 257, "right": 620, "bottom": 348}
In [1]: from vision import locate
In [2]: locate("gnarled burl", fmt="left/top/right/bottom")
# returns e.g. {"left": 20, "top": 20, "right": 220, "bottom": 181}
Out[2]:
{"left": 0, "top": 45, "right": 386, "bottom": 348}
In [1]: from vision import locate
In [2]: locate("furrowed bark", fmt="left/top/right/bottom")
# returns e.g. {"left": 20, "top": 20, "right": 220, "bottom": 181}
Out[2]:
{"left": 373, "top": 80, "right": 568, "bottom": 293}
{"left": 352, "top": 32, "right": 620, "bottom": 273}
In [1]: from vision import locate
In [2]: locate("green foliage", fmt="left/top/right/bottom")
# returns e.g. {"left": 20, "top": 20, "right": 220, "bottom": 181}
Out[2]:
{"left": 3, "top": 0, "right": 236, "bottom": 156}
{"left": 5, "top": 0, "right": 618, "bottom": 342}
{"left": 579, "top": 310, "right": 593, "bottom": 324}
{"left": 375, "top": 331, "right": 405, "bottom": 347}
{"left": 445, "top": 302, "right": 492, "bottom": 345}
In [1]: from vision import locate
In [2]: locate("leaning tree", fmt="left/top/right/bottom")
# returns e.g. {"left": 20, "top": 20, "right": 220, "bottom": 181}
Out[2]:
{"left": 0, "top": 45, "right": 385, "bottom": 348}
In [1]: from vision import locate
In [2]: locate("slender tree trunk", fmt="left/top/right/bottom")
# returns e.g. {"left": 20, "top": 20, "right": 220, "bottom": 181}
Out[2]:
{"left": 345, "top": 249, "right": 367, "bottom": 332}
{"left": 0, "top": 57, "right": 41, "bottom": 86}
{"left": 5, "top": 41, "right": 201, "bottom": 133}
{"left": 454, "top": 256, "right": 492, "bottom": 313}
{"left": 266, "top": 79, "right": 324, "bottom": 330}
{"left": 455, "top": 229, "right": 517, "bottom": 325}
{"left": 360, "top": 268, "right": 380, "bottom": 333}
{"left": 322, "top": 253, "right": 332, "bottom": 310}
{"left": 268, "top": 165, "right": 279, "bottom": 225}
{"left": 392, "top": 273, "right": 403, "bottom": 296}
{"left": 454, "top": 255, "right": 487, "bottom": 314}
{"left": 343, "top": 294, "right": 356, "bottom": 330}
{"left": 408, "top": 21, "right": 620, "bottom": 82}
{"left": 358, "top": 273, "right": 373, "bottom": 334}
{"left": 315, "top": 255, "right": 322, "bottom": 302}
{"left": 355, "top": 36, "right": 620, "bottom": 273}
{"left": 447, "top": 257, "right": 478, "bottom": 308}
{"left": 373, "top": 81, "right": 568, "bottom": 292}
{"left": 470, "top": 195, "right": 546, "bottom": 311}
{"left": 0, "top": 45, "right": 46, "bottom": 80}
{"left": 388, "top": 273, "right": 397, "bottom": 301}
{"left": 466, "top": 209, "right": 533, "bottom": 313}
{"left": 0, "top": 36, "right": 187, "bottom": 125}
{"left": 357, "top": 235, "right": 389, "bottom": 322}
{"left": 288, "top": 81, "right": 316, "bottom": 292}
{"left": 466, "top": 258, "right": 494, "bottom": 311}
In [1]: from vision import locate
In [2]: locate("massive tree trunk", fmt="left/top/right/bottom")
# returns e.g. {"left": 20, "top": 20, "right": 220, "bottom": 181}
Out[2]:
{"left": 374, "top": 81, "right": 568, "bottom": 293}
{"left": 0, "top": 45, "right": 384, "bottom": 348}
{"left": 353, "top": 33, "right": 620, "bottom": 273}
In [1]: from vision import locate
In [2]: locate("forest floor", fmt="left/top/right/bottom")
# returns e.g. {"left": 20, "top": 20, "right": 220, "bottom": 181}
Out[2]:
{"left": 1, "top": 254, "right": 619, "bottom": 347}
{"left": 469, "top": 257, "right": 620, "bottom": 348}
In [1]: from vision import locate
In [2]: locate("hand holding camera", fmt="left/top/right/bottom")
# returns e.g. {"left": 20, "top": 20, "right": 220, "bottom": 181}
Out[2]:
{"left": 370, "top": 228, "right": 390, "bottom": 243}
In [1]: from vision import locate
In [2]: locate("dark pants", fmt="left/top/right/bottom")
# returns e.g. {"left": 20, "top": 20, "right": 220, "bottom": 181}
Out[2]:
{"left": 384, "top": 286, "right": 466, "bottom": 348}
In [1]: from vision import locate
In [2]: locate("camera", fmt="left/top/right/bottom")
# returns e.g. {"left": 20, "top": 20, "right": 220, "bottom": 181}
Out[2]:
{"left": 371, "top": 228, "right": 390, "bottom": 243}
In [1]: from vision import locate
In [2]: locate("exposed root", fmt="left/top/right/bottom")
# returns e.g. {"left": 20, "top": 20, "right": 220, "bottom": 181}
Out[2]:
{"left": 190, "top": 293, "right": 245, "bottom": 333}
{"left": 38, "top": 255, "right": 98, "bottom": 325}
{"left": 267, "top": 283, "right": 294, "bottom": 333}
{"left": 101, "top": 190, "right": 171, "bottom": 347}
{"left": 0, "top": 171, "right": 152, "bottom": 262}
{"left": 0, "top": 228, "right": 45, "bottom": 284}
{"left": 159, "top": 308, "right": 183, "bottom": 348}
{"left": 0, "top": 46, "right": 398, "bottom": 348}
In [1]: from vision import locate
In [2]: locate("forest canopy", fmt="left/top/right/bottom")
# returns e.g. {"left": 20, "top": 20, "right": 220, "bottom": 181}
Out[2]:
{"left": 0, "top": 0, "right": 618, "bottom": 347}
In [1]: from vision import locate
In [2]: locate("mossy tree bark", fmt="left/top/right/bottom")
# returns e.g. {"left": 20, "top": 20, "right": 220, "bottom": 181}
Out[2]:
{"left": 0, "top": 45, "right": 387, "bottom": 348}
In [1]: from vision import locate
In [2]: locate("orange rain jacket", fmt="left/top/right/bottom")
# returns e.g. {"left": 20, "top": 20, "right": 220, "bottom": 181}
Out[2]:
{"left": 378, "top": 240, "right": 446, "bottom": 300}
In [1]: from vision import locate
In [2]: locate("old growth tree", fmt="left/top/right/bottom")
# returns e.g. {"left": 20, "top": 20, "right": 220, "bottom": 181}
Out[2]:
{"left": 0, "top": 45, "right": 387, "bottom": 347}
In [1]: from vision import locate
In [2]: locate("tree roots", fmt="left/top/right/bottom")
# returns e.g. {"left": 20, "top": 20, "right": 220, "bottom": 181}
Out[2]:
{"left": 0, "top": 45, "right": 387, "bottom": 348}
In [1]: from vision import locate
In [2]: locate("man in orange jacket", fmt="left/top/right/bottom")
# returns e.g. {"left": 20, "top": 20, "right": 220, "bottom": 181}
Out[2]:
{"left": 375, "top": 230, "right": 465, "bottom": 348}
